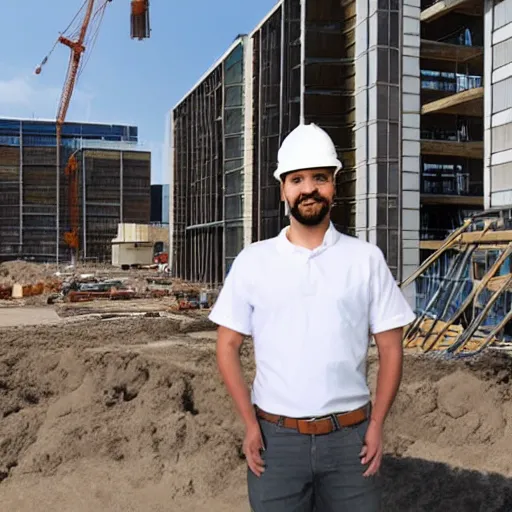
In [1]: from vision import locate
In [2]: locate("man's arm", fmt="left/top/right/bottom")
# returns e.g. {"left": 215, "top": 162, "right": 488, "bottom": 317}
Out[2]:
{"left": 371, "top": 326, "right": 403, "bottom": 426}
{"left": 216, "top": 325, "right": 265, "bottom": 477}
{"left": 363, "top": 247, "right": 415, "bottom": 476}
{"left": 216, "top": 326, "right": 258, "bottom": 430}
{"left": 360, "top": 326, "right": 403, "bottom": 477}
{"left": 368, "top": 246, "right": 415, "bottom": 423}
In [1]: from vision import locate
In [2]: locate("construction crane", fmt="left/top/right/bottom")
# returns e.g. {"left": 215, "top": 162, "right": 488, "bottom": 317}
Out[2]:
{"left": 35, "top": 0, "right": 150, "bottom": 265}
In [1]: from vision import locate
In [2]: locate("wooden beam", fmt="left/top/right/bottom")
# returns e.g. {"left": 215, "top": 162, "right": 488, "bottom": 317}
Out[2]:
{"left": 459, "top": 231, "right": 512, "bottom": 243}
{"left": 422, "top": 87, "right": 484, "bottom": 116}
{"left": 421, "top": 140, "right": 483, "bottom": 159}
{"left": 487, "top": 275, "right": 512, "bottom": 293}
{"left": 421, "top": 194, "right": 484, "bottom": 206}
{"left": 464, "top": 231, "right": 512, "bottom": 243}
{"left": 419, "top": 237, "right": 511, "bottom": 253}
{"left": 420, "top": 240, "right": 445, "bottom": 250}
{"left": 421, "top": 40, "right": 483, "bottom": 63}
{"left": 343, "top": 0, "right": 356, "bottom": 19}
{"left": 421, "top": 0, "right": 473, "bottom": 23}
{"left": 453, "top": 0, "right": 484, "bottom": 16}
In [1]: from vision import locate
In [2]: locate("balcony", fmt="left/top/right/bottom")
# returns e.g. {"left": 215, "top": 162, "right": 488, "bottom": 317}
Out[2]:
{"left": 421, "top": 0, "right": 483, "bottom": 23}
{"left": 421, "top": 140, "right": 483, "bottom": 159}
{"left": 421, "top": 194, "right": 483, "bottom": 206}
{"left": 422, "top": 86, "right": 483, "bottom": 116}
{"left": 421, "top": 39, "right": 483, "bottom": 64}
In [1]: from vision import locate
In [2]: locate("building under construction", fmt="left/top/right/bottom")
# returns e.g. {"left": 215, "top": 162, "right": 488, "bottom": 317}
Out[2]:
{"left": 170, "top": 0, "right": 413, "bottom": 287}
{"left": 169, "top": 0, "right": 512, "bottom": 298}
{"left": 0, "top": 118, "right": 151, "bottom": 263}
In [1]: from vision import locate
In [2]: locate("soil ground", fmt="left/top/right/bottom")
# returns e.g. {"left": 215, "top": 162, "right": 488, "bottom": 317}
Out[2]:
{"left": 1, "top": 306, "right": 512, "bottom": 511}
{"left": 0, "top": 307, "right": 61, "bottom": 327}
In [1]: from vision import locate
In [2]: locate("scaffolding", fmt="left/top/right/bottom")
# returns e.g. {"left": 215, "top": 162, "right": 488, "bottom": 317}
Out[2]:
{"left": 303, "top": 0, "right": 356, "bottom": 234}
{"left": 419, "top": 0, "right": 485, "bottom": 254}
{"left": 251, "top": 0, "right": 356, "bottom": 239}
{"left": 171, "top": 0, "right": 358, "bottom": 285}
{"left": 0, "top": 119, "right": 150, "bottom": 263}
{"left": 402, "top": 208, "right": 512, "bottom": 356}
{"left": 171, "top": 44, "right": 227, "bottom": 284}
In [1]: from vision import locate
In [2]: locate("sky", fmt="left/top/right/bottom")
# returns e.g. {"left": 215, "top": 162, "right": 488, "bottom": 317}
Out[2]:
{"left": 0, "top": 0, "right": 278, "bottom": 184}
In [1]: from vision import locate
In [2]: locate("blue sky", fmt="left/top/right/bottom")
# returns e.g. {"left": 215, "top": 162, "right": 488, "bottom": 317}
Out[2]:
{"left": 0, "top": 0, "right": 277, "bottom": 184}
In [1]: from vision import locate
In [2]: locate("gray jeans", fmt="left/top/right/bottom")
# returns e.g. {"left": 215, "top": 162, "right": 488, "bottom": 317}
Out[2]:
{"left": 247, "top": 417, "right": 381, "bottom": 512}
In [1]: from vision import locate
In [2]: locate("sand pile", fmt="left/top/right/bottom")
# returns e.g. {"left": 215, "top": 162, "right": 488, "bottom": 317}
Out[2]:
{"left": 382, "top": 353, "right": 512, "bottom": 474}
{"left": 0, "top": 315, "right": 512, "bottom": 511}
{"left": 0, "top": 261, "right": 57, "bottom": 286}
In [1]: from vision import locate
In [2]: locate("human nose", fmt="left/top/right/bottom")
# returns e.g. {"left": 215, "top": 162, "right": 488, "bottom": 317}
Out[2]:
{"left": 300, "top": 177, "right": 317, "bottom": 194}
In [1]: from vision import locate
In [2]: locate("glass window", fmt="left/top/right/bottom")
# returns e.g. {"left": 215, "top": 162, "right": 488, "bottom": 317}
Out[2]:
{"left": 225, "top": 86, "right": 243, "bottom": 107}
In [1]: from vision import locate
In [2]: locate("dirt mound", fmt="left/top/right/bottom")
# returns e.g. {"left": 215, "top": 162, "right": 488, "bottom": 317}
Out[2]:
{"left": 382, "top": 353, "right": 512, "bottom": 477}
{"left": 1, "top": 346, "right": 242, "bottom": 495}
{"left": 0, "top": 325, "right": 251, "bottom": 507}
{"left": 0, "top": 317, "right": 511, "bottom": 511}
{"left": 0, "top": 261, "right": 57, "bottom": 287}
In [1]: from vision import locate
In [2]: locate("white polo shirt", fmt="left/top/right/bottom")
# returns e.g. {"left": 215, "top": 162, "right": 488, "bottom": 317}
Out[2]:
{"left": 209, "top": 222, "right": 416, "bottom": 418}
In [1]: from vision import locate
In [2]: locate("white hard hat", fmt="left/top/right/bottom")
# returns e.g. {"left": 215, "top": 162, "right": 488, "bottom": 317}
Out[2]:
{"left": 273, "top": 123, "right": 342, "bottom": 181}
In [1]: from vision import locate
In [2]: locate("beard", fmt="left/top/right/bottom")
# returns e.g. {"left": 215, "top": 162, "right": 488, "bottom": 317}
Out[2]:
{"left": 288, "top": 192, "right": 330, "bottom": 226}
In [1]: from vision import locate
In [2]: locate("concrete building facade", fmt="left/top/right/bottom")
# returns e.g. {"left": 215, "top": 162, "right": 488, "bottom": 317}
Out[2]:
{"left": 485, "top": 0, "right": 512, "bottom": 208}
{"left": 169, "top": 0, "right": 506, "bottom": 296}
{"left": 0, "top": 118, "right": 151, "bottom": 263}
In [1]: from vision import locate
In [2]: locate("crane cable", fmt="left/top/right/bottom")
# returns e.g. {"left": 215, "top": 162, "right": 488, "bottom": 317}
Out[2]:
{"left": 77, "top": 0, "right": 109, "bottom": 81}
{"left": 34, "top": 0, "right": 109, "bottom": 78}
{"left": 35, "top": 0, "right": 89, "bottom": 74}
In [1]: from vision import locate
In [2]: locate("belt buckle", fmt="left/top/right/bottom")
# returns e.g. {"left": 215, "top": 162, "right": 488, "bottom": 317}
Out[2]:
{"left": 296, "top": 416, "right": 316, "bottom": 434}
{"left": 304, "top": 415, "right": 338, "bottom": 434}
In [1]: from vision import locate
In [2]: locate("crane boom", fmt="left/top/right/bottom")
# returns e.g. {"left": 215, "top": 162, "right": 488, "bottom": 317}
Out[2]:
{"left": 57, "top": 0, "right": 96, "bottom": 129}
{"left": 36, "top": 0, "right": 151, "bottom": 264}
{"left": 55, "top": 0, "right": 96, "bottom": 265}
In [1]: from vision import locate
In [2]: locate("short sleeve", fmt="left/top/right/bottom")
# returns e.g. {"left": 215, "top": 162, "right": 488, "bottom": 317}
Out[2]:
{"left": 369, "top": 248, "right": 416, "bottom": 334}
{"left": 208, "top": 252, "right": 253, "bottom": 335}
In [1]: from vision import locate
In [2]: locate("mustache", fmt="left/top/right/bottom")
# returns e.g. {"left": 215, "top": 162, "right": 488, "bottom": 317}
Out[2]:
{"left": 296, "top": 192, "right": 328, "bottom": 205}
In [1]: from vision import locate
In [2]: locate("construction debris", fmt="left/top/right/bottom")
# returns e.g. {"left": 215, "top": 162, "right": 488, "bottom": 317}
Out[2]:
{"left": 0, "top": 259, "right": 218, "bottom": 312}
{"left": 401, "top": 207, "right": 512, "bottom": 357}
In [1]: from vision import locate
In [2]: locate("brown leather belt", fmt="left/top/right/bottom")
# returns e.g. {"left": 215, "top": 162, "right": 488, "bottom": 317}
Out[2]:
{"left": 255, "top": 404, "right": 370, "bottom": 435}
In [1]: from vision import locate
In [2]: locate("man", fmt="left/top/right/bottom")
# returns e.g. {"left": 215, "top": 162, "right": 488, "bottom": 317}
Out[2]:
{"left": 209, "top": 123, "right": 416, "bottom": 511}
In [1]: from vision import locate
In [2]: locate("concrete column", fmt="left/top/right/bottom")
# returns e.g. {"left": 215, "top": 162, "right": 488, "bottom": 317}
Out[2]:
{"left": 484, "top": 0, "right": 512, "bottom": 208}
{"left": 401, "top": 0, "right": 421, "bottom": 306}
{"left": 243, "top": 36, "right": 254, "bottom": 248}
{"left": 168, "top": 110, "right": 175, "bottom": 273}
{"left": 355, "top": 0, "right": 405, "bottom": 280}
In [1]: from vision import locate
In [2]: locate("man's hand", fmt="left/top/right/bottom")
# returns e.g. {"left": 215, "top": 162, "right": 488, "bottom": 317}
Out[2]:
{"left": 243, "top": 423, "right": 265, "bottom": 477}
{"left": 359, "top": 419, "right": 383, "bottom": 477}
{"left": 216, "top": 325, "right": 266, "bottom": 477}
{"left": 359, "top": 326, "right": 403, "bottom": 478}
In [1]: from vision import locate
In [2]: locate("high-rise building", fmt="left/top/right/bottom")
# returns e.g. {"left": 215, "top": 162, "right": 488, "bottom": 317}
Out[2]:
{"left": 169, "top": 38, "right": 248, "bottom": 284}
{"left": 0, "top": 118, "right": 151, "bottom": 263}
{"left": 151, "top": 184, "right": 170, "bottom": 225}
{"left": 169, "top": 0, "right": 509, "bottom": 300}
{"left": 484, "top": 0, "right": 512, "bottom": 209}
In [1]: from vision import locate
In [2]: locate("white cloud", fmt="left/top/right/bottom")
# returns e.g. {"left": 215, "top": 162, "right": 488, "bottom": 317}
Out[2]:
{"left": 0, "top": 75, "right": 94, "bottom": 121}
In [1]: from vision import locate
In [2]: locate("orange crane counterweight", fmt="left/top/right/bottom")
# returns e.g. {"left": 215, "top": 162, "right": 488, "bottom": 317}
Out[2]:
{"left": 131, "top": 0, "right": 151, "bottom": 39}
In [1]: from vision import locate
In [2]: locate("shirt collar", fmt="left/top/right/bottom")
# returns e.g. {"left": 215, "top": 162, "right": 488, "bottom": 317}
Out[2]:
{"left": 276, "top": 221, "right": 340, "bottom": 256}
